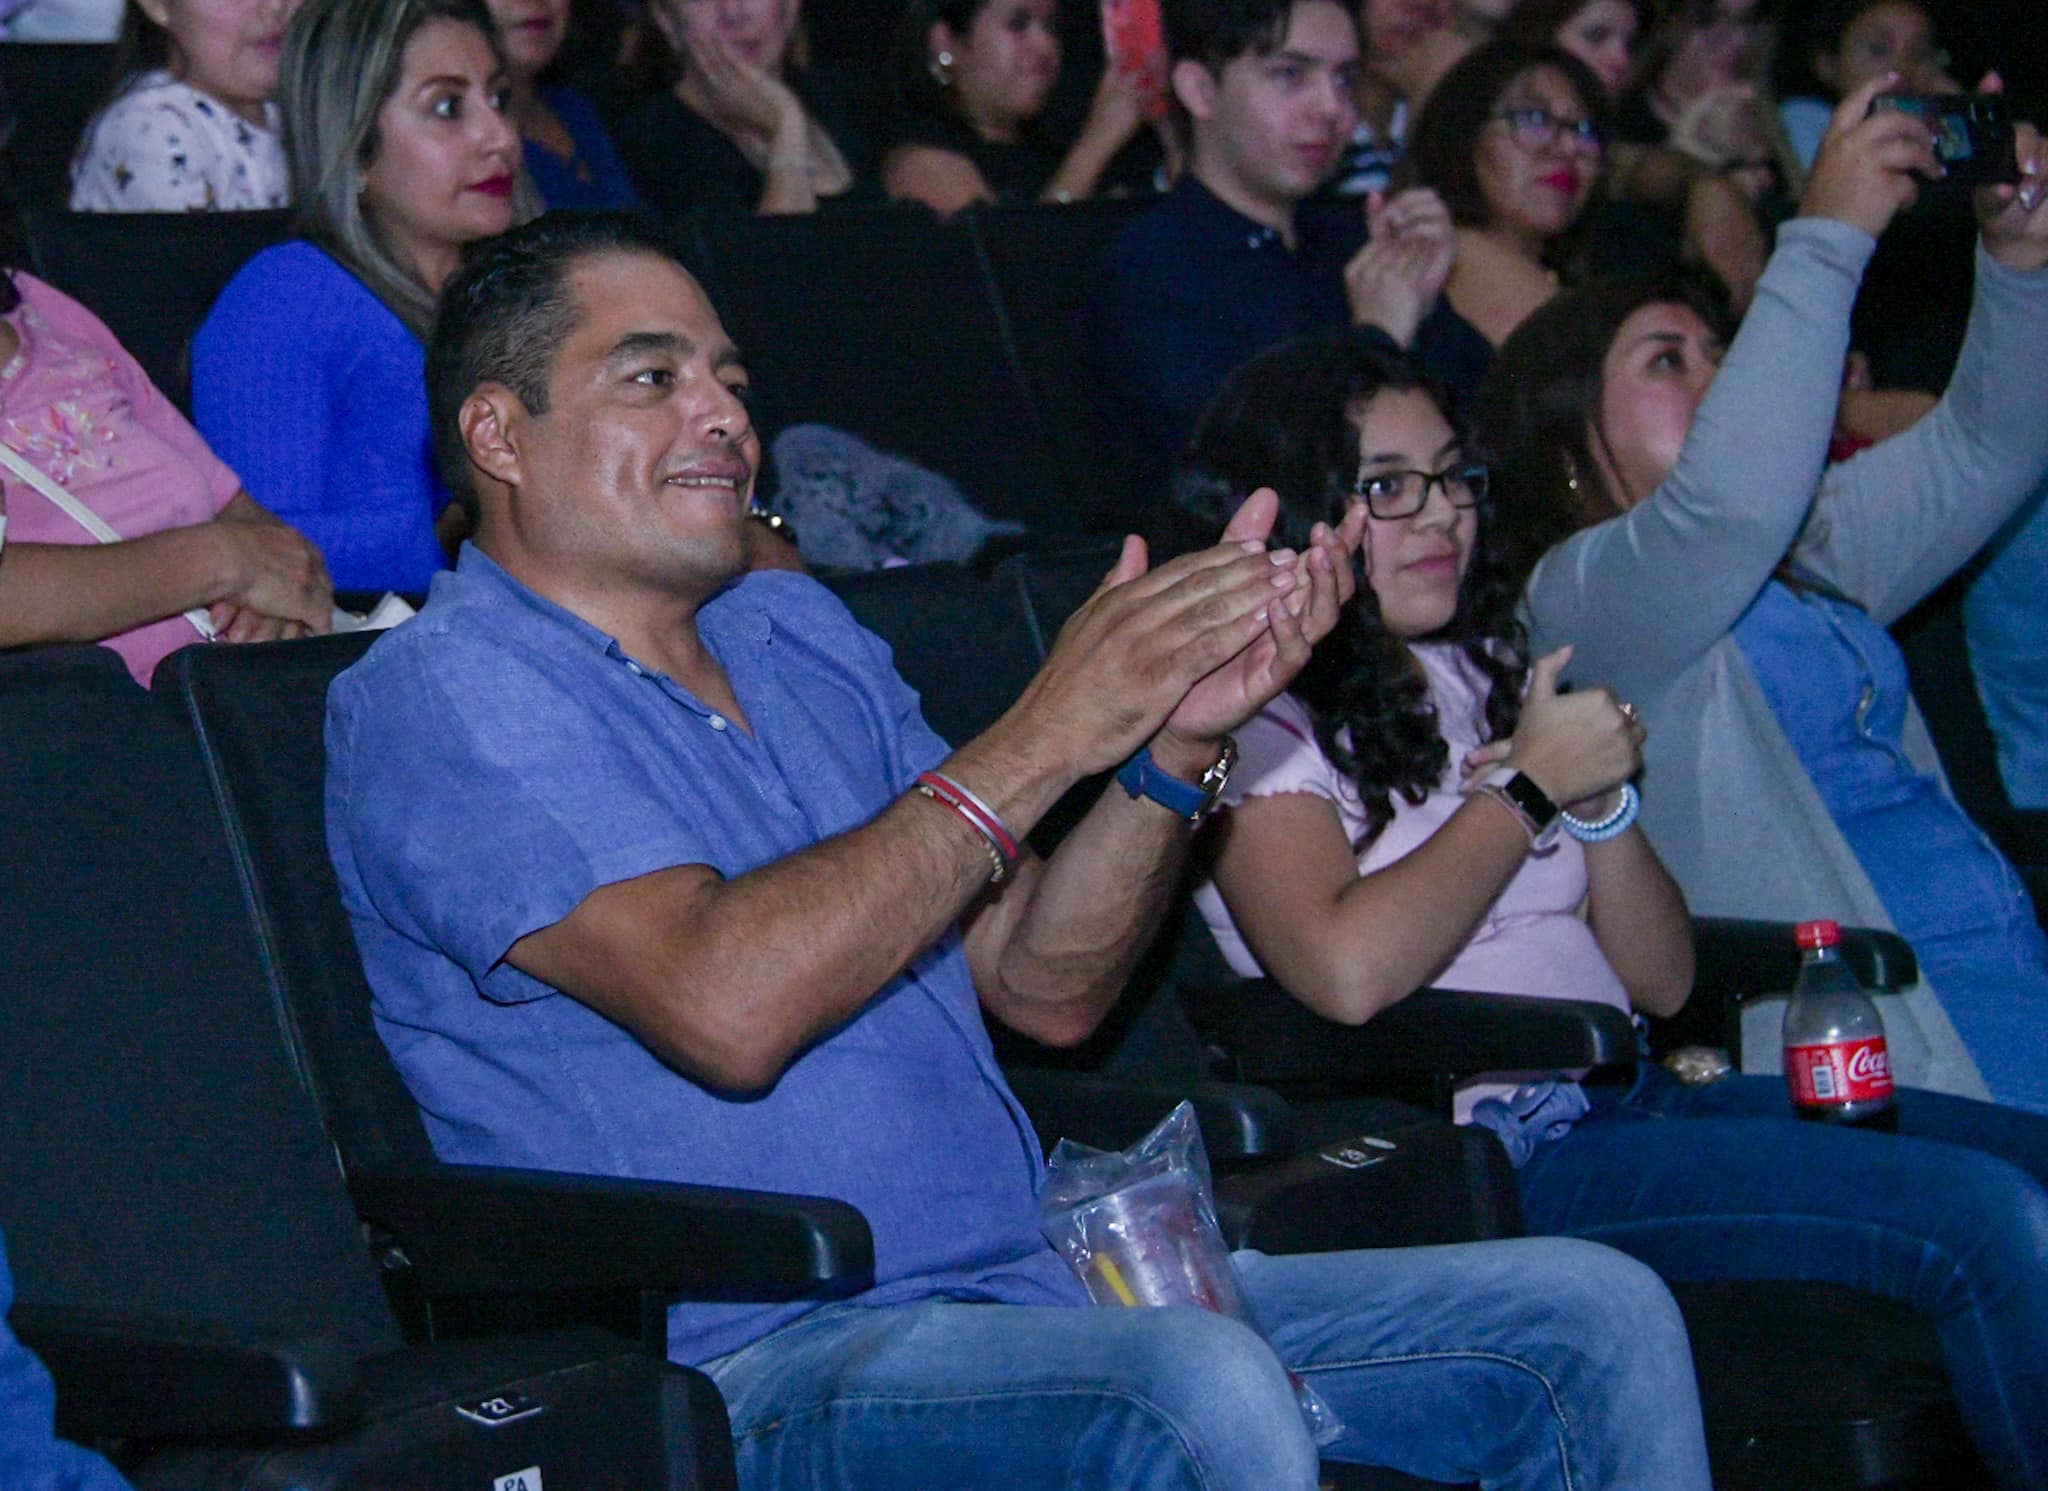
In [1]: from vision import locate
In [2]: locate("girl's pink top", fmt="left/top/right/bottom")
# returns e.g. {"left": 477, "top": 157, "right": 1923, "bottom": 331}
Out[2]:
{"left": 1195, "top": 643, "right": 1632, "bottom": 1116}
{"left": 1, "top": 273, "right": 239, "bottom": 684}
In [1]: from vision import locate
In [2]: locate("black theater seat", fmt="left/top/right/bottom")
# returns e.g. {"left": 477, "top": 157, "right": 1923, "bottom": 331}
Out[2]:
{"left": 19, "top": 207, "right": 293, "bottom": 411}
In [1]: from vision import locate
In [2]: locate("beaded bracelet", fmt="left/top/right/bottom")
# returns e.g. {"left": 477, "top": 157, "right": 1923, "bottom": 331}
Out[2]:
{"left": 915, "top": 769, "right": 1021, "bottom": 883}
{"left": 1560, "top": 782, "right": 1640, "bottom": 843}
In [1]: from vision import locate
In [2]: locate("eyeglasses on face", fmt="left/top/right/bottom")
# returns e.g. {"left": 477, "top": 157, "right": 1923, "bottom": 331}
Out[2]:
{"left": 1493, "top": 106, "right": 1605, "bottom": 152}
{"left": 1350, "top": 462, "right": 1490, "bottom": 519}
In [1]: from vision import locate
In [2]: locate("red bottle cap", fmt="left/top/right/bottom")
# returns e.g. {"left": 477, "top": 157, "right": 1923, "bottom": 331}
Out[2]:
{"left": 1794, "top": 920, "right": 1842, "bottom": 949}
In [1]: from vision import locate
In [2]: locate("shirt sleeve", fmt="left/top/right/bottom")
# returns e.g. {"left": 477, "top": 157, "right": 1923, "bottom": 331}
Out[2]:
{"left": 1795, "top": 241, "right": 2048, "bottom": 625}
{"left": 328, "top": 639, "right": 734, "bottom": 1003}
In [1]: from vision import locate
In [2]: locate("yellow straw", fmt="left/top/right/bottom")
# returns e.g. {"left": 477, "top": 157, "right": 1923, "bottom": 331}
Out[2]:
{"left": 1094, "top": 1255, "right": 1140, "bottom": 1306}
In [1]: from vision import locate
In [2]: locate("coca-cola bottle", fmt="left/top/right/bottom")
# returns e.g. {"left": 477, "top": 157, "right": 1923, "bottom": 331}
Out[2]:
{"left": 1783, "top": 920, "right": 1898, "bottom": 1131}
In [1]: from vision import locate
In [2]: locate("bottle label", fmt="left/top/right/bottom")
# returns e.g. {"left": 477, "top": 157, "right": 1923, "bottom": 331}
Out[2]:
{"left": 1786, "top": 1036, "right": 1894, "bottom": 1106}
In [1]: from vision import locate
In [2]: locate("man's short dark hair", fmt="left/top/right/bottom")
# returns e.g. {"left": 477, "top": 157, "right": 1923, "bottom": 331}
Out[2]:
{"left": 1162, "top": 0, "right": 1305, "bottom": 73}
{"left": 426, "top": 211, "right": 703, "bottom": 521}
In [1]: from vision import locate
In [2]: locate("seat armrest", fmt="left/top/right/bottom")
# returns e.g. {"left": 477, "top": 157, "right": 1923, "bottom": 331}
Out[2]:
{"left": 1365, "top": 987, "right": 1639, "bottom": 1071}
{"left": 1206, "top": 981, "right": 1638, "bottom": 1087}
{"left": 1003, "top": 1068, "right": 1298, "bottom": 1161}
{"left": 1216, "top": 1117, "right": 1523, "bottom": 1253}
{"left": 18, "top": 1307, "right": 361, "bottom": 1440}
{"left": 349, "top": 1166, "right": 874, "bottom": 1304}
{"left": 1692, "top": 918, "right": 1918, "bottom": 999}
{"left": 1656, "top": 918, "right": 1918, "bottom": 1058}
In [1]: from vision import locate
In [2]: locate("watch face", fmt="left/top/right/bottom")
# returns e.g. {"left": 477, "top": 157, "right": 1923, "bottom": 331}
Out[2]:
{"left": 1199, "top": 737, "right": 1238, "bottom": 800}
{"left": 1499, "top": 771, "right": 1559, "bottom": 829}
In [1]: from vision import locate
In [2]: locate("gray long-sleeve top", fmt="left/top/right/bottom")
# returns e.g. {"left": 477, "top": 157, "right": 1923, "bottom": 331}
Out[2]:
{"left": 1520, "top": 216, "right": 2048, "bottom": 1097}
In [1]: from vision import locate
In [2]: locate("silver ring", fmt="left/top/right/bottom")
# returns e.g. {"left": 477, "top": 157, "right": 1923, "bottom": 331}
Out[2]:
{"left": 1618, "top": 702, "right": 1639, "bottom": 725}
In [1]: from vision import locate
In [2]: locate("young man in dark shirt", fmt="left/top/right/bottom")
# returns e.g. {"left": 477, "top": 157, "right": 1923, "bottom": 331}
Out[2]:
{"left": 1090, "top": 0, "right": 1469, "bottom": 492}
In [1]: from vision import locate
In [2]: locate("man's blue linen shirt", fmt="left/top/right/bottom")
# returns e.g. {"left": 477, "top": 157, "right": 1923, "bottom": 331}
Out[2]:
{"left": 325, "top": 547, "right": 1086, "bottom": 1365}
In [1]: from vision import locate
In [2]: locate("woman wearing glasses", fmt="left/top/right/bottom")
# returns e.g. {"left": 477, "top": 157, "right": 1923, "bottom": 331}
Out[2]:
{"left": 1397, "top": 42, "right": 1607, "bottom": 358}
{"left": 1174, "top": 323, "right": 2048, "bottom": 1491}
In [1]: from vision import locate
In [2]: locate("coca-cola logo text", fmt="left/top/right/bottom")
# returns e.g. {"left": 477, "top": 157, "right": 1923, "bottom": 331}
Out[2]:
{"left": 1847, "top": 1045, "right": 1889, "bottom": 1083}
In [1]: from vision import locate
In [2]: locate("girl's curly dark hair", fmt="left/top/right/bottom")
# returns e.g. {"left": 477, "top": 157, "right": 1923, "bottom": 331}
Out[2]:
{"left": 1167, "top": 331, "right": 1529, "bottom": 846}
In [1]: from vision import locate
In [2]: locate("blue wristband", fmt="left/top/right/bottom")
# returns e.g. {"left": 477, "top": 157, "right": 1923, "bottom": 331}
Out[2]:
{"left": 1116, "top": 739, "right": 1236, "bottom": 821}
{"left": 1560, "top": 782, "right": 1640, "bottom": 843}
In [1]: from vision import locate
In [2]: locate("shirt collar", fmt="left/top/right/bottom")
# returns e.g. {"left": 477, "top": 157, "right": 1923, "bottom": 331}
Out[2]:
{"left": 1174, "top": 173, "right": 1293, "bottom": 251}
{"left": 446, "top": 542, "right": 776, "bottom": 665}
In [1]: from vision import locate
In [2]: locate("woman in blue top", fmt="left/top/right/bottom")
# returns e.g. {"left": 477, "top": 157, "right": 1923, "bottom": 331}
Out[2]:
{"left": 0, "top": 1228, "right": 132, "bottom": 1491}
{"left": 192, "top": 0, "right": 533, "bottom": 594}
{"left": 483, "top": 0, "right": 642, "bottom": 211}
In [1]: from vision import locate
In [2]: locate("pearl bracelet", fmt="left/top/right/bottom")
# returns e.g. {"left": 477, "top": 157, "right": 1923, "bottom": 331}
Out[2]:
{"left": 1560, "top": 782, "right": 1640, "bottom": 843}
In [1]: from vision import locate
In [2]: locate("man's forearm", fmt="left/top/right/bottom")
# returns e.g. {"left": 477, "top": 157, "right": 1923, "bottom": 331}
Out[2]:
{"left": 520, "top": 781, "right": 1029, "bottom": 1093}
{"left": 969, "top": 736, "right": 1219, "bottom": 1047}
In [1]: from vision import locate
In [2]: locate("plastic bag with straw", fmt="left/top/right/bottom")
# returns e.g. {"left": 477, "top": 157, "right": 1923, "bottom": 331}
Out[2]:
{"left": 1038, "top": 1101, "right": 1345, "bottom": 1446}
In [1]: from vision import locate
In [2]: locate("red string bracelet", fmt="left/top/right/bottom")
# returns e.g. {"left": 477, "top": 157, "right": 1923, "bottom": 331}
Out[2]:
{"left": 915, "top": 769, "right": 1020, "bottom": 883}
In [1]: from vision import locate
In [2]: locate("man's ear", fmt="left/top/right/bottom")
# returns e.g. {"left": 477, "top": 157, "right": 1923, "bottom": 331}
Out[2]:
{"left": 1171, "top": 57, "right": 1219, "bottom": 120}
{"left": 459, "top": 384, "right": 527, "bottom": 493}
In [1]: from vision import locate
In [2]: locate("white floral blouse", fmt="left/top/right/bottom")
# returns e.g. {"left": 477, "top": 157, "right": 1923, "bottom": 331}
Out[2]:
{"left": 69, "top": 71, "right": 290, "bottom": 213}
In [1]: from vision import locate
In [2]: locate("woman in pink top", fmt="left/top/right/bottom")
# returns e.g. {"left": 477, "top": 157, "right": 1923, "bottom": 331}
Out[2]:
{"left": 0, "top": 248, "right": 331, "bottom": 686}
{"left": 1173, "top": 329, "right": 2048, "bottom": 1489}
{"left": 1183, "top": 336, "right": 1690, "bottom": 1088}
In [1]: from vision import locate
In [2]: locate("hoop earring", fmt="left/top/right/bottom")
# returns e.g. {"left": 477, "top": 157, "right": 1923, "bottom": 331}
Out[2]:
{"left": 928, "top": 49, "right": 954, "bottom": 86}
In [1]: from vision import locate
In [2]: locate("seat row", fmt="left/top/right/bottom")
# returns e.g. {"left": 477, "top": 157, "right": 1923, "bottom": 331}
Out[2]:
{"left": 0, "top": 550, "right": 1508, "bottom": 1486}
{"left": 16, "top": 196, "right": 1156, "bottom": 544}
{"left": 0, "top": 539, "right": 1983, "bottom": 1486}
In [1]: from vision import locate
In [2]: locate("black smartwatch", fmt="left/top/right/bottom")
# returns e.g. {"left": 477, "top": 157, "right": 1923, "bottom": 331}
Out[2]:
{"left": 1477, "top": 766, "right": 1562, "bottom": 850}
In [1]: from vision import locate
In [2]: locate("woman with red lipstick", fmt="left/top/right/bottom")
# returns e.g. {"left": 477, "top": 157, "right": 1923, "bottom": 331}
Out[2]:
{"left": 191, "top": 0, "right": 534, "bottom": 593}
{"left": 614, "top": 0, "right": 868, "bottom": 217}
{"left": 70, "top": 0, "right": 302, "bottom": 210}
{"left": 1398, "top": 40, "right": 1606, "bottom": 353}
{"left": 882, "top": 0, "right": 1157, "bottom": 216}
{"left": 1172, "top": 330, "right": 2048, "bottom": 1491}
{"left": 482, "top": 0, "right": 642, "bottom": 209}
{"left": 1497, "top": 0, "right": 1770, "bottom": 309}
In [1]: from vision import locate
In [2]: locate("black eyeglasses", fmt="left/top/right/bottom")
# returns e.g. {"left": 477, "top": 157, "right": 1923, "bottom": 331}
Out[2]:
{"left": 1351, "top": 463, "right": 1490, "bottom": 519}
{"left": 1493, "top": 106, "right": 1605, "bottom": 152}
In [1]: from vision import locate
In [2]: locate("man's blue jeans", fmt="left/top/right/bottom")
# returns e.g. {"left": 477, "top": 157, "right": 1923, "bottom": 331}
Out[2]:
{"left": 1520, "top": 1070, "right": 2048, "bottom": 1491}
{"left": 705, "top": 1236, "right": 1712, "bottom": 1490}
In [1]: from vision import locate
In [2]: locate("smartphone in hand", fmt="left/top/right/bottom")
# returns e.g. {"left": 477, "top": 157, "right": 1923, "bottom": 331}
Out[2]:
{"left": 1869, "top": 92, "right": 2019, "bottom": 186}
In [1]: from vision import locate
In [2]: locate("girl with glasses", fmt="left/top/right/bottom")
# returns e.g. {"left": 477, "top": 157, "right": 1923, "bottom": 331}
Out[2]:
{"left": 1172, "top": 320, "right": 2048, "bottom": 1491}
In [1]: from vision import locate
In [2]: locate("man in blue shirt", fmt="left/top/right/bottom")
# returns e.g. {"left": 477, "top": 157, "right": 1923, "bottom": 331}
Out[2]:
{"left": 1090, "top": 0, "right": 1482, "bottom": 492}
{"left": 326, "top": 211, "right": 1712, "bottom": 1491}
